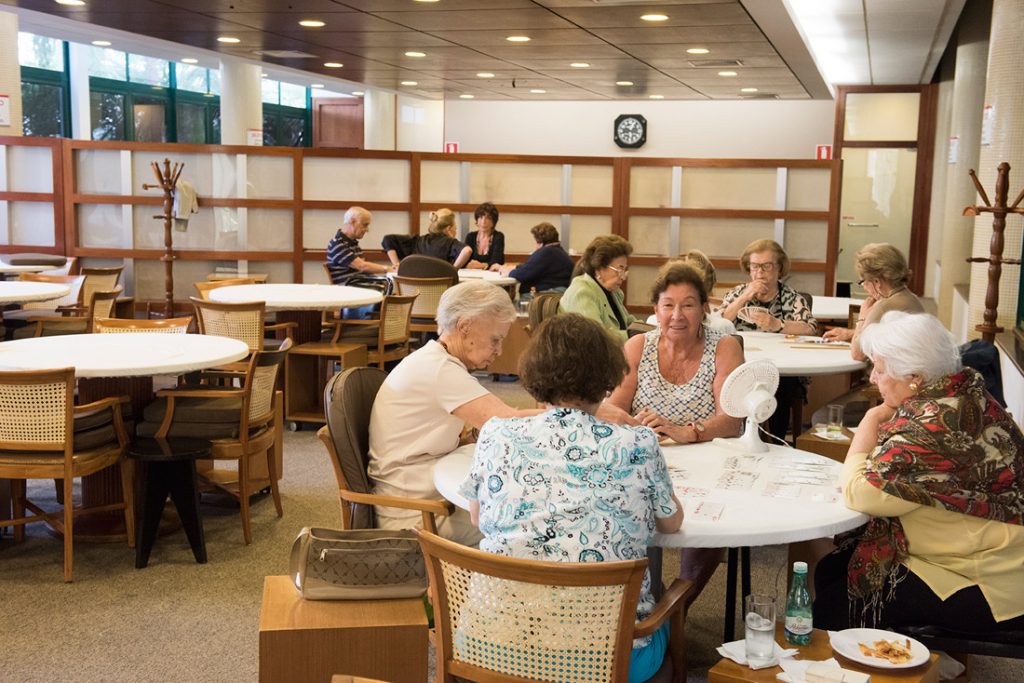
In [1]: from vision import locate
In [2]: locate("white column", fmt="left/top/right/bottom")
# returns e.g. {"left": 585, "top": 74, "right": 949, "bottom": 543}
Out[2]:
{"left": 67, "top": 42, "right": 92, "bottom": 140}
{"left": 0, "top": 11, "right": 23, "bottom": 136}
{"left": 219, "top": 58, "right": 262, "bottom": 145}
{"left": 364, "top": 89, "right": 395, "bottom": 150}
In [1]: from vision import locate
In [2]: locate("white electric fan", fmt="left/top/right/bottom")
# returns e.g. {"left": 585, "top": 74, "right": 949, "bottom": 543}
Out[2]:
{"left": 713, "top": 359, "right": 780, "bottom": 453}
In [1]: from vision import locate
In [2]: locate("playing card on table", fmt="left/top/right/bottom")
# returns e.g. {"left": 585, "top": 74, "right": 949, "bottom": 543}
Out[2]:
{"left": 689, "top": 501, "right": 725, "bottom": 521}
{"left": 762, "top": 482, "right": 801, "bottom": 499}
{"left": 717, "top": 471, "right": 758, "bottom": 490}
{"left": 675, "top": 485, "right": 710, "bottom": 499}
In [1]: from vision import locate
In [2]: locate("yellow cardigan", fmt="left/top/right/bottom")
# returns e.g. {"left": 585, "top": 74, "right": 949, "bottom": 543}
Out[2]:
{"left": 842, "top": 449, "right": 1024, "bottom": 622}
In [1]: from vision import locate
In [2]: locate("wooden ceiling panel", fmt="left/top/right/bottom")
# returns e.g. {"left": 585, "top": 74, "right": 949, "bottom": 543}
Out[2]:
{"left": 371, "top": 9, "right": 578, "bottom": 32}
{"left": 645, "top": 55, "right": 788, "bottom": 69}
{"left": 439, "top": 29, "right": 609, "bottom": 48}
{"left": 296, "top": 31, "right": 452, "bottom": 49}
{"left": 203, "top": 12, "right": 403, "bottom": 33}
{"left": 626, "top": 41, "right": 782, "bottom": 61}
{"left": 340, "top": 0, "right": 536, "bottom": 11}
{"left": 590, "top": 25, "right": 766, "bottom": 44}
{"left": 548, "top": 2, "right": 753, "bottom": 29}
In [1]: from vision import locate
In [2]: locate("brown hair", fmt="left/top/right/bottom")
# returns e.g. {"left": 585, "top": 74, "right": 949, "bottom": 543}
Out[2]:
{"left": 676, "top": 249, "right": 716, "bottom": 293}
{"left": 530, "top": 222, "right": 560, "bottom": 245}
{"left": 856, "top": 242, "right": 911, "bottom": 287}
{"left": 573, "top": 235, "right": 633, "bottom": 277}
{"left": 650, "top": 261, "right": 708, "bottom": 305}
{"left": 740, "top": 239, "right": 790, "bottom": 277}
{"left": 427, "top": 208, "right": 456, "bottom": 235}
{"left": 473, "top": 202, "right": 500, "bottom": 227}
{"left": 519, "top": 314, "right": 628, "bottom": 405}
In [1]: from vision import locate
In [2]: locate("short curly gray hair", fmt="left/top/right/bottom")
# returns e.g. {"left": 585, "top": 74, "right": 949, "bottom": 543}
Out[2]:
{"left": 860, "top": 312, "right": 961, "bottom": 383}
{"left": 436, "top": 281, "right": 516, "bottom": 335}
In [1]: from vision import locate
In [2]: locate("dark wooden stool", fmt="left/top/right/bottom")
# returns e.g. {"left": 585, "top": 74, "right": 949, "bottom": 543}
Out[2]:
{"left": 127, "top": 437, "right": 212, "bottom": 568}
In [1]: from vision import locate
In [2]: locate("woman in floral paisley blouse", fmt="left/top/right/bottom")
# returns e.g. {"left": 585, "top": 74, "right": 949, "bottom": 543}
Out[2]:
{"left": 813, "top": 312, "right": 1024, "bottom": 632}
{"left": 459, "top": 313, "right": 683, "bottom": 683}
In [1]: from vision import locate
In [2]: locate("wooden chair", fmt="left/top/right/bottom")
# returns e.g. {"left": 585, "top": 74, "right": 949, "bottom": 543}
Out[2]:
{"left": 191, "top": 297, "right": 294, "bottom": 354}
{"left": 137, "top": 339, "right": 291, "bottom": 544}
{"left": 526, "top": 292, "right": 562, "bottom": 335}
{"left": 322, "top": 294, "right": 417, "bottom": 369}
{"left": 94, "top": 316, "right": 193, "bottom": 334}
{"left": 396, "top": 254, "right": 458, "bottom": 287}
{"left": 193, "top": 277, "right": 260, "bottom": 301}
{"left": 392, "top": 275, "right": 451, "bottom": 336}
{"left": 40, "top": 256, "right": 76, "bottom": 276}
{"left": 6, "top": 273, "right": 85, "bottom": 315}
{"left": 0, "top": 367, "right": 134, "bottom": 582}
{"left": 417, "top": 529, "right": 696, "bottom": 683}
{"left": 80, "top": 266, "right": 124, "bottom": 311}
{"left": 29, "top": 286, "right": 122, "bottom": 337}
{"left": 317, "top": 367, "right": 452, "bottom": 532}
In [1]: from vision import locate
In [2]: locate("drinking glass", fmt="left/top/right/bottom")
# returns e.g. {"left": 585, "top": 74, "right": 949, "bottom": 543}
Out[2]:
{"left": 744, "top": 594, "right": 776, "bottom": 666}
{"left": 827, "top": 404, "right": 844, "bottom": 434}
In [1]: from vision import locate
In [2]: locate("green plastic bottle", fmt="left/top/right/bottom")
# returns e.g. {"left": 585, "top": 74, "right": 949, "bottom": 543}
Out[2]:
{"left": 784, "top": 561, "right": 813, "bottom": 645}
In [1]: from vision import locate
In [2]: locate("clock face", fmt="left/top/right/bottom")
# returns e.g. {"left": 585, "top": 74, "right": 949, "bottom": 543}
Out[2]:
{"left": 614, "top": 114, "right": 646, "bottom": 148}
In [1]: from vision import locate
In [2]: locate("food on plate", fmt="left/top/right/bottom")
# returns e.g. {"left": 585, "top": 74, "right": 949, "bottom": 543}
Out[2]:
{"left": 857, "top": 638, "right": 913, "bottom": 664}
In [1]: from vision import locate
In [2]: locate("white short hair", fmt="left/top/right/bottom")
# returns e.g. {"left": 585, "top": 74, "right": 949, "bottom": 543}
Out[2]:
{"left": 859, "top": 311, "right": 961, "bottom": 382}
{"left": 436, "top": 281, "right": 516, "bottom": 335}
{"left": 343, "top": 206, "right": 369, "bottom": 226}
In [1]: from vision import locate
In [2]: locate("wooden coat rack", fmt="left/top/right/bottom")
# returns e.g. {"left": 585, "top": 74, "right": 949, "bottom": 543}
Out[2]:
{"left": 964, "top": 162, "right": 1024, "bottom": 342}
{"left": 142, "top": 158, "right": 184, "bottom": 318}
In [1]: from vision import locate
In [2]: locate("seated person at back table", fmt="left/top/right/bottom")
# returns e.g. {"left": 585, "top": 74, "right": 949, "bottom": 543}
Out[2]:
{"left": 559, "top": 234, "right": 637, "bottom": 343}
{"left": 673, "top": 249, "right": 735, "bottom": 333}
{"left": 324, "top": 207, "right": 393, "bottom": 315}
{"left": 498, "top": 221, "right": 574, "bottom": 293}
{"left": 814, "top": 312, "right": 1024, "bottom": 634}
{"left": 822, "top": 242, "right": 924, "bottom": 360}
{"left": 381, "top": 208, "right": 472, "bottom": 268}
{"left": 460, "top": 313, "right": 683, "bottom": 683}
{"left": 464, "top": 202, "right": 505, "bottom": 271}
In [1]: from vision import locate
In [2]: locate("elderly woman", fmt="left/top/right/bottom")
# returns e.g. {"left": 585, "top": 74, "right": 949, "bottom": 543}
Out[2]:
{"left": 823, "top": 243, "right": 924, "bottom": 360}
{"left": 367, "top": 280, "right": 539, "bottom": 544}
{"left": 559, "top": 234, "right": 636, "bottom": 342}
{"left": 498, "top": 221, "right": 574, "bottom": 293}
{"left": 719, "top": 239, "right": 816, "bottom": 334}
{"left": 464, "top": 202, "right": 505, "bottom": 271}
{"left": 814, "top": 312, "right": 1024, "bottom": 633}
{"left": 460, "top": 313, "right": 683, "bottom": 683}
{"left": 382, "top": 208, "right": 472, "bottom": 268}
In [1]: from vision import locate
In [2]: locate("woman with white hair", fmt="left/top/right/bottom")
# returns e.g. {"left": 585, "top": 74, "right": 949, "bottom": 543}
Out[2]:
{"left": 814, "top": 312, "right": 1024, "bottom": 633}
{"left": 367, "top": 281, "right": 539, "bottom": 544}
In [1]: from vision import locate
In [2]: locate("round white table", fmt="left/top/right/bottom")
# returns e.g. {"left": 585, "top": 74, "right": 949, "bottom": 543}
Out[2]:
{"left": 739, "top": 331, "right": 866, "bottom": 376}
{"left": 209, "top": 283, "right": 384, "bottom": 344}
{"left": 457, "top": 269, "right": 518, "bottom": 287}
{"left": 0, "top": 261, "right": 57, "bottom": 276}
{"left": 0, "top": 333, "right": 249, "bottom": 540}
{"left": 0, "top": 281, "right": 71, "bottom": 305}
{"left": 812, "top": 296, "right": 863, "bottom": 322}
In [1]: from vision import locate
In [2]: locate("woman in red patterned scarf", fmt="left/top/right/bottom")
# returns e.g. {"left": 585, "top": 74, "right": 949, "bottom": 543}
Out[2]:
{"left": 813, "top": 312, "right": 1024, "bottom": 633}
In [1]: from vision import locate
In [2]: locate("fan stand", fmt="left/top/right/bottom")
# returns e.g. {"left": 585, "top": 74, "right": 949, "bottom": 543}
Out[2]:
{"left": 712, "top": 416, "right": 770, "bottom": 454}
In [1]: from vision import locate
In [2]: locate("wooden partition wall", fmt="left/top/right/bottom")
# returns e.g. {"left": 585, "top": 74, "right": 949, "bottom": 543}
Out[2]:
{"left": 0, "top": 137, "right": 840, "bottom": 312}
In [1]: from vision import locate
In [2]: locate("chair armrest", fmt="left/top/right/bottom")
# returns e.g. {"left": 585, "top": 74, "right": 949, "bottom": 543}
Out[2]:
{"left": 28, "top": 314, "right": 87, "bottom": 323}
{"left": 155, "top": 388, "right": 244, "bottom": 399}
{"left": 265, "top": 322, "right": 297, "bottom": 331}
{"left": 339, "top": 490, "right": 454, "bottom": 518}
{"left": 337, "top": 319, "right": 380, "bottom": 327}
{"left": 74, "top": 395, "right": 130, "bottom": 417}
{"left": 56, "top": 305, "right": 88, "bottom": 315}
{"left": 634, "top": 578, "right": 697, "bottom": 638}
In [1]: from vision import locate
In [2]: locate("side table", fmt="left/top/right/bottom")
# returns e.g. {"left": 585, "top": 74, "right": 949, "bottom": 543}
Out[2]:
{"left": 708, "top": 624, "right": 940, "bottom": 683}
{"left": 127, "top": 437, "right": 213, "bottom": 568}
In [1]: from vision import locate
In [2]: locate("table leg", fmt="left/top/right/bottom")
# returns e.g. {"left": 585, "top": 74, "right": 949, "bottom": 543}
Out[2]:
{"left": 275, "top": 310, "right": 323, "bottom": 345}
{"left": 136, "top": 462, "right": 169, "bottom": 569}
{"left": 163, "top": 460, "right": 207, "bottom": 565}
{"left": 741, "top": 546, "right": 751, "bottom": 606}
{"left": 725, "top": 547, "right": 738, "bottom": 641}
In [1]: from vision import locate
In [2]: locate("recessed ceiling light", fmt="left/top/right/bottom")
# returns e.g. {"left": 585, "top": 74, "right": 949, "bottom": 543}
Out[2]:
{"left": 298, "top": 20, "right": 325, "bottom": 28}
{"left": 530, "top": 89, "right": 546, "bottom": 94}
{"left": 641, "top": 14, "right": 669, "bottom": 22}
{"left": 615, "top": 81, "right": 634, "bottom": 86}
{"left": 323, "top": 62, "right": 343, "bottom": 68}
{"left": 570, "top": 62, "right": 590, "bottom": 68}
{"left": 476, "top": 72, "right": 495, "bottom": 78}
{"left": 405, "top": 51, "right": 427, "bottom": 58}
{"left": 741, "top": 87, "right": 758, "bottom": 93}
{"left": 310, "top": 84, "right": 324, "bottom": 88}
{"left": 400, "top": 80, "right": 418, "bottom": 86}
{"left": 56, "top": 0, "right": 85, "bottom": 5}
{"left": 217, "top": 36, "right": 241, "bottom": 44}
{"left": 261, "top": 73, "right": 268, "bottom": 78}
{"left": 182, "top": 58, "right": 199, "bottom": 64}
{"left": 352, "top": 91, "right": 364, "bottom": 96}
{"left": 459, "top": 94, "right": 475, "bottom": 99}
{"left": 91, "top": 40, "right": 111, "bottom": 47}
{"left": 718, "top": 71, "right": 738, "bottom": 77}
{"left": 686, "top": 47, "right": 710, "bottom": 55}
{"left": 649, "top": 94, "right": 664, "bottom": 99}
{"left": 506, "top": 35, "right": 531, "bottom": 42}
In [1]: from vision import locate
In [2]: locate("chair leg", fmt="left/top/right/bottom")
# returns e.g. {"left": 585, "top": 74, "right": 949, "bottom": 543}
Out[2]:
{"left": 53, "top": 478, "right": 64, "bottom": 505}
{"left": 12, "top": 479, "right": 26, "bottom": 543}
{"left": 266, "top": 447, "right": 283, "bottom": 518}
{"left": 63, "top": 476, "right": 74, "bottom": 582}
{"left": 239, "top": 456, "right": 252, "bottom": 545}
{"left": 120, "top": 458, "right": 136, "bottom": 549}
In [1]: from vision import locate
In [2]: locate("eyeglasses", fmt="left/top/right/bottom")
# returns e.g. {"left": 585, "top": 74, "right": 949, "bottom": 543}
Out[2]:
{"left": 608, "top": 264, "right": 629, "bottom": 276}
{"left": 857, "top": 279, "right": 865, "bottom": 286}
{"left": 749, "top": 262, "right": 777, "bottom": 273}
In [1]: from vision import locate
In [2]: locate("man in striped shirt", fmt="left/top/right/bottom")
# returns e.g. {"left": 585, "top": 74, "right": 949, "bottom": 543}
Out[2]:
{"left": 326, "top": 206, "right": 393, "bottom": 289}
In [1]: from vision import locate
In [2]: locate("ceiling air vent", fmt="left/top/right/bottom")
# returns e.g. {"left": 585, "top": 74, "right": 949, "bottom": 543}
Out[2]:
{"left": 252, "top": 50, "right": 319, "bottom": 59}
{"left": 741, "top": 93, "right": 779, "bottom": 100}
{"left": 688, "top": 59, "right": 744, "bottom": 68}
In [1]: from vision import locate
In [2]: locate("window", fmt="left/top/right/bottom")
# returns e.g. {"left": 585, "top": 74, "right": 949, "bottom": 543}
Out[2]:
{"left": 22, "top": 82, "right": 66, "bottom": 137}
{"left": 176, "top": 63, "right": 209, "bottom": 93}
{"left": 128, "top": 54, "right": 169, "bottom": 87}
{"left": 261, "top": 78, "right": 280, "bottom": 104}
{"left": 18, "top": 33, "right": 64, "bottom": 71}
{"left": 89, "top": 46, "right": 127, "bottom": 80}
{"left": 263, "top": 106, "right": 309, "bottom": 147}
{"left": 280, "top": 82, "right": 306, "bottom": 109}
{"left": 19, "top": 32, "right": 70, "bottom": 138}
{"left": 90, "top": 91, "right": 126, "bottom": 140}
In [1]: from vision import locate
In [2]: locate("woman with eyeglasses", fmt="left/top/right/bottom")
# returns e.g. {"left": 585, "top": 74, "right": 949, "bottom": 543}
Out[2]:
{"left": 822, "top": 243, "right": 923, "bottom": 361}
{"left": 558, "top": 234, "right": 636, "bottom": 343}
{"left": 719, "top": 239, "right": 816, "bottom": 335}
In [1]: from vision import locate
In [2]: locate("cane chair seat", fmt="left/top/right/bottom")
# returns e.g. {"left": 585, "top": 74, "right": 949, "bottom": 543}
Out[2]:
{"left": 391, "top": 276, "right": 450, "bottom": 335}
{"left": 25, "top": 287, "right": 122, "bottom": 338}
{"left": 79, "top": 266, "right": 124, "bottom": 309}
{"left": 94, "top": 316, "right": 192, "bottom": 334}
{"left": 193, "top": 277, "right": 260, "bottom": 301}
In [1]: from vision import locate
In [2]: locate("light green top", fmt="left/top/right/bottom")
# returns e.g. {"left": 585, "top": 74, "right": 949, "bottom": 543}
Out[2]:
{"left": 558, "top": 273, "right": 636, "bottom": 343}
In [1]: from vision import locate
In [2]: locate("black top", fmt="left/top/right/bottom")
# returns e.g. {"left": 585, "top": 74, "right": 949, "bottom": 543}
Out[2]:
{"left": 381, "top": 233, "right": 468, "bottom": 265}
{"left": 600, "top": 282, "right": 628, "bottom": 330}
{"left": 465, "top": 230, "right": 505, "bottom": 267}
{"left": 508, "top": 243, "right": 575, "bottom": 292}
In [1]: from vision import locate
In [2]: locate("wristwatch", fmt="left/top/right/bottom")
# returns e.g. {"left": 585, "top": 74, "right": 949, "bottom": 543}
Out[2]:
{"left": 686, "top": 421, "right": 706, "bottom": 443}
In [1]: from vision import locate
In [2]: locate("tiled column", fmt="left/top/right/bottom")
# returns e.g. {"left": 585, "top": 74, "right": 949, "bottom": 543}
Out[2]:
{"left": 219, "top": 58, "right": 262, "bottom": 145}
{"left": 968, "top": 0, "right": 1024, "bottom": 336}
{"left": 0, "top": 11, "right": 23, "bottom": 136}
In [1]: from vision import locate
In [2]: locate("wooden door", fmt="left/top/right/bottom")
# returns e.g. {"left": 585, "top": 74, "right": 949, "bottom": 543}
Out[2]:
{"left": 313, "top": 98, "right": 364, "bottom": 149}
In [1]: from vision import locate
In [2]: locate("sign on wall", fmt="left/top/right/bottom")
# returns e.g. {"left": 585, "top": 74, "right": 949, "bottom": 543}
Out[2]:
{"left": 815, "top": 144, "right": 832, "bottom": 160}
{"left": 445, "top": 142, "right": 459, "bottom": 153}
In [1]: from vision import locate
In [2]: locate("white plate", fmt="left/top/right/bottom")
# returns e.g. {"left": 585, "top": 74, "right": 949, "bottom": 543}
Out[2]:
{"left": 830, "top": 628, "right": 930, "bottom": 669}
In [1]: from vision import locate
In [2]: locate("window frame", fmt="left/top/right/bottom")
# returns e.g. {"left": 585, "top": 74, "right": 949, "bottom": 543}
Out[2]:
{"left": 19, "top": 41, "right": 72, "bottom": 138}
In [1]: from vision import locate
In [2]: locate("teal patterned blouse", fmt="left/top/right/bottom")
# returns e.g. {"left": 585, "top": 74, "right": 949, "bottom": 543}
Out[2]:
{"left": 458, "top": 407, "right": 678, "bottom": 646}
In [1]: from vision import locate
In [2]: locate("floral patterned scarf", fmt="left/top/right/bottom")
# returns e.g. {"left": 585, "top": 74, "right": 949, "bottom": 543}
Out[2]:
{"left": 843, "top": 368, "right": 1024, "bottom": 624}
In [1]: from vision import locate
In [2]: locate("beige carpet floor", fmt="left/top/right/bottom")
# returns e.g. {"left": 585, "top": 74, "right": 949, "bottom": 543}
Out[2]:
{"left": 1, "top": 378, "right": 1019, "bottom": 682}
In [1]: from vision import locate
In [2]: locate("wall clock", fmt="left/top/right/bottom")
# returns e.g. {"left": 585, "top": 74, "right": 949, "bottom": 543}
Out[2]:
{"left": 614, "top": 114, "right": 647, "bottom": 149}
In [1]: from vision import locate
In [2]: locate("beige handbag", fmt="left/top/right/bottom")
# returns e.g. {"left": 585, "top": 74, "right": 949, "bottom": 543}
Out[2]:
{"left": 289, "top": 527, "right": 428, "bottom": 600}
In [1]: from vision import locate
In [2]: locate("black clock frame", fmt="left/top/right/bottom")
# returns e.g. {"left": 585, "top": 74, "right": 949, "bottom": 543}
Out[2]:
{"left": 614, "top": 114, "right": 647, "bottom": 149}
